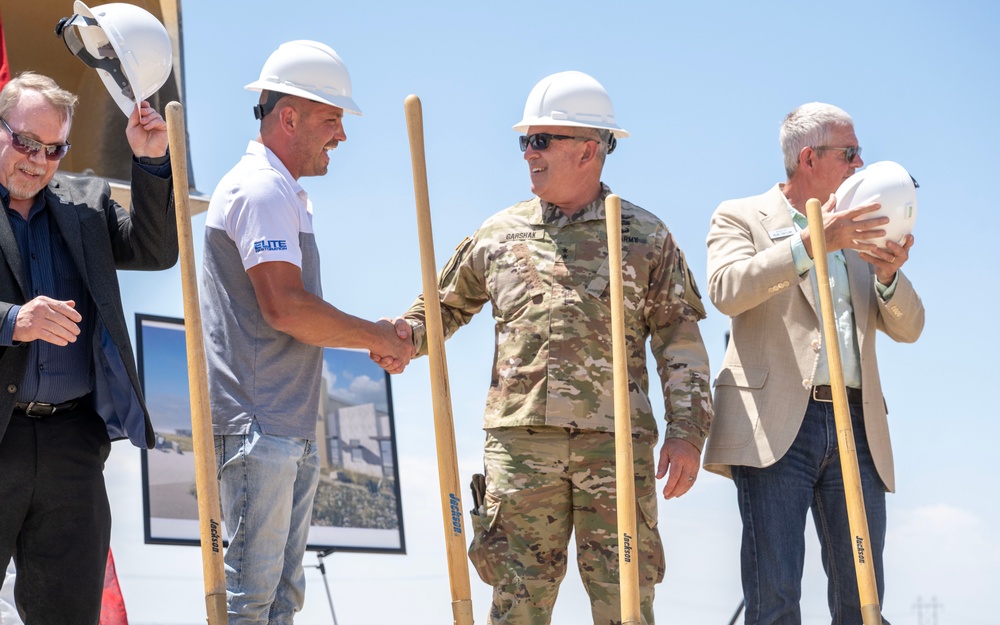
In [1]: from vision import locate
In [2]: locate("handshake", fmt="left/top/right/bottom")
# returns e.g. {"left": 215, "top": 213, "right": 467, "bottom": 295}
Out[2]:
{"left": 370, "top": 317, "right": 416, "bottom": 375}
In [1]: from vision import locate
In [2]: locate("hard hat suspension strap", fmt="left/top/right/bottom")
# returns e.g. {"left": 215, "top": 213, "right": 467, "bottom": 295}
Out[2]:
{"left": 252, "top": 90, "right": 288, "bottom": 120}
{"left": 55, "top": 14, "right": 134, "bottom": 100}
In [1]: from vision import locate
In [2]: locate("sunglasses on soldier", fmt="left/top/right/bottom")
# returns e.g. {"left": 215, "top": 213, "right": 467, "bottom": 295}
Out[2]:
{"left": 519, "top": 133, "right": 593, "bottom": 152}
{"left": 1, "top": 118, "right": 71, "bottom": 161}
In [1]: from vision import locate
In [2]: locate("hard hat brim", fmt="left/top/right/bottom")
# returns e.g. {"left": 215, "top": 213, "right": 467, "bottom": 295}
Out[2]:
{"left": 244, "top": 80, "right": 362, "bottom": 117}
{"left": 72, "top": 0, "right": 137, "bottom": 115}
{"left": 72, "top": 0, "right": 95, "bottom": 19}
{"left": 512, "top": 119, "right": 629, "bottom": 138}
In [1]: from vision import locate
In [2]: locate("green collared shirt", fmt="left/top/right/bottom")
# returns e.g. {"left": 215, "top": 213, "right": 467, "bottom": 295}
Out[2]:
{"left": 785, "top": 199, "right": 898, "bottom": 388}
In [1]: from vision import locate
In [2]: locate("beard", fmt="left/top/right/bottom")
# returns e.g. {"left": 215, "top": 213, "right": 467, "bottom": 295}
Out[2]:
{"left": 299, "top": 151, "right": 330, "bottom": 178}
{"left": 6, "top": 165, "right": 49, "bottom": 201}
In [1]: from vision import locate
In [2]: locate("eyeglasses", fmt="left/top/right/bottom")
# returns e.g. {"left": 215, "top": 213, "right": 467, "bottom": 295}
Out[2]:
{"left": 519, "top": 133, "right": 593, "bottom": 152}
{"left": 812, "top": 145, "right": 862, "bottom": 163}
{"left": 0, "top": 118, "right": 71, "bottom": 161}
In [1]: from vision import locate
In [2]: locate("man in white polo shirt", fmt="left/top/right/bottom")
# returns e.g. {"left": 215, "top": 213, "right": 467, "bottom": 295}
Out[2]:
{"left": 200, "top": 41, "right": 412, "bottom": 624}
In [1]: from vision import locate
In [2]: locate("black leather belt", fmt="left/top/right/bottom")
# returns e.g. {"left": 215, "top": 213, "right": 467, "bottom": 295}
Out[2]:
{"left": 812, "top": 385, "right": 862, "bottom": 403}
{"left": 13, "top": 399, "right": 81, "bottom": 418}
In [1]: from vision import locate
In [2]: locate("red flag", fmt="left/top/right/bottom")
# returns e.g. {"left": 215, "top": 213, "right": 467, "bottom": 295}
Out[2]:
{"left": 0, "top": 11, "right": 10, "bottom": 91}
{"left": 100, "top": 549, "right": 129, "bottom": 625}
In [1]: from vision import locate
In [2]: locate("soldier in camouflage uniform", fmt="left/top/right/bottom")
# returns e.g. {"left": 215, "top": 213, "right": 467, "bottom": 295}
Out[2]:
{"left": 377, "top": 71, "right": 712, "bottom": 624}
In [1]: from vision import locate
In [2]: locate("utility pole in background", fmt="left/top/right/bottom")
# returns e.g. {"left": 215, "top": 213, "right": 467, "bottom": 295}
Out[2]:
{"left": 914, "top": 596, "right": 943, "bottom": 625}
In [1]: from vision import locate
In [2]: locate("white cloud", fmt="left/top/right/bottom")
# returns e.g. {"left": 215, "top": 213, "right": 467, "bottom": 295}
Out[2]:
{"left": 321, "top": 359, "right": 337, "bottom": 395}
{"left": 332, "top": 374, "right": 387, "bottom": 410}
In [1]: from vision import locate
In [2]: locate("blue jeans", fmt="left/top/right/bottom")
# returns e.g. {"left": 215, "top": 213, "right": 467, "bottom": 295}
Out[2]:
{"left": 732, "top": 397, "right": 890, "bottom": 625}
{"left": 216, "top": 419, "right": 320, "bottom": 625}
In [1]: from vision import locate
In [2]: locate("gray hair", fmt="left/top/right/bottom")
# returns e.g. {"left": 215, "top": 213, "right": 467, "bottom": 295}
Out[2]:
{"left": 0, "top": 72, "right": 78, "bottom": 124}
{"left": 595, "top": 129, "right": 612, "bottom": 165}
{"left": 780, "top": 102, "right": 853, "bottom": 178}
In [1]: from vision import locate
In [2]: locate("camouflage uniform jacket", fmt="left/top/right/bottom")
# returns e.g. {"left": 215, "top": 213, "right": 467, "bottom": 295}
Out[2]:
{"left": 404, "top": 184, "right": 713, "bottom": 449}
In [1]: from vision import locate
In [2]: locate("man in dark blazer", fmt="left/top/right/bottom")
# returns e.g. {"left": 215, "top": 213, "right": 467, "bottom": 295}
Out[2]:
{"left": 0, "top": 72, "right": 176, "bottom": 623}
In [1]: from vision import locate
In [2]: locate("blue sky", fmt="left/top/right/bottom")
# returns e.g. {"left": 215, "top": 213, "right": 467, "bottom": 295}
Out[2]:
{"left": 136, "top": 319, "right": 191, "bottom": 432}
{"left": 96, "top": 1, "right": 1000, "bottom": 623}
{"left": 322, "top": 348, "right": 390, "bottom": 414}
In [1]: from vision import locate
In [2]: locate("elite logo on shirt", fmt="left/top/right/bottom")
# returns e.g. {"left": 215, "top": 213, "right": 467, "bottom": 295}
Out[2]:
{"left": 253, "top": 239, "right": 288, "bottom": 253}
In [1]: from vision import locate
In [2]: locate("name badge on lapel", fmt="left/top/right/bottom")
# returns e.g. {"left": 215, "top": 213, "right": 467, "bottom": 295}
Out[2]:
{"left": 768, "top": 227, "right": 796, "bottom": 240}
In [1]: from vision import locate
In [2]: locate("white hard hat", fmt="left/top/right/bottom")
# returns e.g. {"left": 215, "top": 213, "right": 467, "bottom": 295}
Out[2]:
{"left": 57, "top": 2, "right": 173, "bottom": 116}
{"left": 245, "top": 40, "right": 362, "bottom": 119}
{"left": 513, "top": 71, "right": 629, "bottom": 141}
{"left": 835, "top": 161, "right": 919, "bottom": 248}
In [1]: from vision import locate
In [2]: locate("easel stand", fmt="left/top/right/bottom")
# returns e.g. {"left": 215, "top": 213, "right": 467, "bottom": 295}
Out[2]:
{"left": 306, "top": 548, "right": 339, "bottom": 625}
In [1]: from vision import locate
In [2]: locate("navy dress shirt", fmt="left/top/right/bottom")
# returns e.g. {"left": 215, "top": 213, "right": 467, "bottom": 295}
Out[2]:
{"left": 1, "top": 187, "right": 95, "bottom": 404}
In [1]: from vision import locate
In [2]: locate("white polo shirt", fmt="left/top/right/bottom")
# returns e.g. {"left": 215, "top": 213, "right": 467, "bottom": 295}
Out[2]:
{"left": 201, "top": 141, "right": 324, "bottom": 439}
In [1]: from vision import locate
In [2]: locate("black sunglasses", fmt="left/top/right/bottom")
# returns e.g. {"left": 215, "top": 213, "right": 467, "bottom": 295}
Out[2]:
{"left": 1, "top": 118, "right": 71, "bottom": 161}
{"left": 519, "top": 133, "right": 594, "bottom": 152}
{"left": 812, "top": 145, "right": 862, "bottom": 163}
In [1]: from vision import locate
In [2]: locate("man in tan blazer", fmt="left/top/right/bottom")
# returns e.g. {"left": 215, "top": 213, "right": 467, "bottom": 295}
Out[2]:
{"left": 703, "top": 102, "right": 924, "bottom": 625}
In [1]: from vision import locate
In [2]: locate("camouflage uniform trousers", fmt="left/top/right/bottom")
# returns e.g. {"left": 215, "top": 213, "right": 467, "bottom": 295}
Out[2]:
{"left": 469, "top": 426, "right": 665, "bottom": 625}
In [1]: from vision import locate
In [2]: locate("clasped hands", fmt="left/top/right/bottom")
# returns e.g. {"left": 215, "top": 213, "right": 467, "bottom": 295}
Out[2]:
{"left": 371, "top": 318, "right": 414, "bottom": 374}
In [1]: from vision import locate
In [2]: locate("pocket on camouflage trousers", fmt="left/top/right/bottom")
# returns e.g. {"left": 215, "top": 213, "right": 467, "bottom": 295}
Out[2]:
{"left": 636, "top": 489, "right": 666, "bottom": 584}
{"left": 468, "top": 490, "right": 506, "bottom": 586}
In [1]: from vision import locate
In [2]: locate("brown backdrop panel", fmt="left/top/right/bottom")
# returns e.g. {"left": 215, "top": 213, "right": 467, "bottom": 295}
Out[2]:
{"left": 0, "top": 0, "right": 189, "bottom": 187}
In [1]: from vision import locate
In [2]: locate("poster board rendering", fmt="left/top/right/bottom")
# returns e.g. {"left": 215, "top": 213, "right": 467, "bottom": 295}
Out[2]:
{"left": 136, "top": 314, "right": 405, "bottom": 554}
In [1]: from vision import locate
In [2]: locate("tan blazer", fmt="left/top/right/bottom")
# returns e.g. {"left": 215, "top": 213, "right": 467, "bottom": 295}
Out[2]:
{"left": 702, "top": 184, "right": 923, "bottom": 492}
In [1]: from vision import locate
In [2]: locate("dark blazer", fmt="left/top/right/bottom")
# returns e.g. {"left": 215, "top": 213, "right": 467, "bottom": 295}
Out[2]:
{"left": 0, "top": 162, "right": 177, "bottom": 448}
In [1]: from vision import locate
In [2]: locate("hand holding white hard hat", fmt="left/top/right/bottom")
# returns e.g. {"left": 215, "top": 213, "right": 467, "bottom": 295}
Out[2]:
{"left": 56, "top": 2, "right": 173, "bottom": 116}
{"left": 834, "top": 161, "right": 918, "bottom": 249}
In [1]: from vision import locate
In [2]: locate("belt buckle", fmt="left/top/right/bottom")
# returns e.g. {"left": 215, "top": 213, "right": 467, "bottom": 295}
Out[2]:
{"left": 811, "top": 386, "right": 833, "bottom": 403}
{"left": 25, "top": 401, "right": 56, "bottom": 417}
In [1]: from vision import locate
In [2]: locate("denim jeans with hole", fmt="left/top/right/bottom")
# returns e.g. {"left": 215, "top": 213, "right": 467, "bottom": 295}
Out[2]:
{"left": 216, "top": 418, "right": 320, "bottom": 625}
{"left": 732, "top": 397, "right": 890, "bottom": 625}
